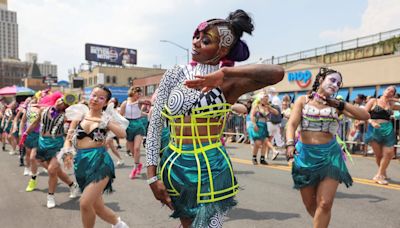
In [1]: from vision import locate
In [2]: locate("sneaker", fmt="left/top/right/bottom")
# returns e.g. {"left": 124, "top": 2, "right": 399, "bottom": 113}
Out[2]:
{"left": 116, "top": 160, "right": 124, "bottom": 167}
{"left": 112, "top": 217, "right": 129, "bottom": 228}
{"left": 252, "top": 158, "right": 258, "bottom": 165}
{"left": 272, "top": 150, "right": 279, "bottom": 161}
{"left": 23, "top": 167, "right": 30, "bottom": 176}
{"left": 374, "top": 175, "right": 388, "bottom": 185}
{"left": 136, "top": 163, "right": 143, "bottom": 175}
{"left": 47, "top": 194, "right": 56, "bottom": 208}
{"left": 26, "top": 179, "right": 37, "bottom": 192}
{"left": 129, "top": 167, "right": 138, "bottom": 179}
{"left": 259, "top": 159, "right": 268, "bottom": 165}
{"left": 69, "top": 183, "right": 79, "bottom": 198}
{"left": 9, "top": 150, "right": 17, "bottom": 155}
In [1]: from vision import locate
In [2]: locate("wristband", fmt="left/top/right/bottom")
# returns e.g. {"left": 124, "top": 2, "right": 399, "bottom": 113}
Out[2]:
{"left": 147, "top": 176, "right": 159, "bottom": 185}
{"left": 338, "top": 101, "right": 345, "bottom": 111}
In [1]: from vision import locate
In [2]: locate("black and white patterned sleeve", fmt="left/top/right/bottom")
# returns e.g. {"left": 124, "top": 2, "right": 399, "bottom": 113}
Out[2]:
{"left": 146, "top": 65, "right": 182, "bottom": 166}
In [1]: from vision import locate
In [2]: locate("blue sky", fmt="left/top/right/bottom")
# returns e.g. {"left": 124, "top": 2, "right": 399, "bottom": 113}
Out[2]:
{"left": 8, "top": 0, "right": 400, "bottom": 81}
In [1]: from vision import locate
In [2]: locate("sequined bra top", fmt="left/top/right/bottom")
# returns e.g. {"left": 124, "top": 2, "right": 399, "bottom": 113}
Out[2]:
{"left": 369, "top": 105, "right": 391, "bottom": 120}
{"left": 146, "top": 63, "right": 230, "bottom": 166}
{"left": 75, "top": 123, "right": 107, "bottom": 141}
{"left": 300, "top": 103, "right": 340, "bottom": 136}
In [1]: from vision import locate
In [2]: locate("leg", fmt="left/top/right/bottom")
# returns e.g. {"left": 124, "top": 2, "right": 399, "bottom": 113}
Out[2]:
{"left": 93, "top": 192, "right": 119, "bottom": 225}
{"left": 313, "top": 178, "right": 339, "bottom": 228}
{"left": 300, "top": 185, "right": 318, "bottom": 217}
{"left": 378, "top": 146, "right": 395, "bottom": 179}
{"left": 370, "top": 141, "right": 383, "bottom": 168}
{"left": 106, "top": 138, "right": 122, "bottom": 161}
{"left": 133, "top": 135, "right": 143, "bottom": 164}
{"left": 252, "top": 139, "right": 262, "bottom": 165}
{"left": 47, "top": 157, "right": 61, "bottom": 194}
{"left": 80, "top": 177, "right": 118, "bottom": 228}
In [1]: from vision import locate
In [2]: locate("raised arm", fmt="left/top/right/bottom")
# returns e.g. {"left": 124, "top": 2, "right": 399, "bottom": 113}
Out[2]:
{"left": 185, "top": 64, "right": 284, "bottom": 103}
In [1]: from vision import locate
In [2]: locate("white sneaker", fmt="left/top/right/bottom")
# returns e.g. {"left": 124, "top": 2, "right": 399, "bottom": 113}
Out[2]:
{"left": 116, "top": 160, "right": 124, "bottom": 166}
{"left": 69, "top": 183, "right": 79, "bottom": 198}
{"left": 272, "top": 150, "right": 279, "bottom": 160}
{"left": 112, "top": 217, "right": 129, "bottom": 228}
{"left": 9, "top": 150, "right": 17, "bottom": 155}
{"left": 47, "top": 194, "right": 56, "bottom": 209}
{"left": 23, "top": 167, "right": 30, "bottom": 176}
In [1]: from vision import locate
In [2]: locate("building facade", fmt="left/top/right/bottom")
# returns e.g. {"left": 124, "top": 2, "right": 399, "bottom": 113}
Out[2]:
{"left": 0, "top": 59, "right": 29, "bottom": 87}
{"left": 74, "top": 65, "right": 165, "bottom": 102}
{"left": 0, "top": 0, "right": 18, "bottom": 60}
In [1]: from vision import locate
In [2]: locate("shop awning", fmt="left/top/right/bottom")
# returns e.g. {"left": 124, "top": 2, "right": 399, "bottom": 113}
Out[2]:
{"left": 349, "top": 86, "right": 376, "bottom": 101}
{"left": 336, "top": 88, "right": 349, "bottom": 101}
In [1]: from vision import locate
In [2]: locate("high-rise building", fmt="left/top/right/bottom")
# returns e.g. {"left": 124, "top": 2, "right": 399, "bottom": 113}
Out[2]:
{"left": 0, "top": 0, "right": 19, "bottom": 59}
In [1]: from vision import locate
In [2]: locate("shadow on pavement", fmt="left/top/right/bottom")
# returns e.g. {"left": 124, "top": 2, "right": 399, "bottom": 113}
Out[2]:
{"left": 234, "top": 170, "right": 255, "bottom": 175}
{"left": 57, "top": 198, "right": 80, "bottom": 210}
{"left": 335, "top": 191, "right": 387, "bottom": 203}
{"left": 225, "top": 207, "right": 300, "bottom": 222}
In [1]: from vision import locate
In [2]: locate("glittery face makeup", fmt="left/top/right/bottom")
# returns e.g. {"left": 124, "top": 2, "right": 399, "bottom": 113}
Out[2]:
{"left": 89, "top": 88, "right": 109, "bottom": 109}
{"left": 321, "top": 73, "right": 342, "bottom": 95}
{"left": 192, "top": 27, "right": 221, "bottom": 64}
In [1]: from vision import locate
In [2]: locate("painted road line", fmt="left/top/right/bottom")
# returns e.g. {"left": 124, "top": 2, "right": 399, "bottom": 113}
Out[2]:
{"left": 231, "top": 157, "right": 400, "bottom": 191}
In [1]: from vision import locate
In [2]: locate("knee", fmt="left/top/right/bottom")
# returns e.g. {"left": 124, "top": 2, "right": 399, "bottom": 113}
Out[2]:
{"left": 318, "top": 199, "right": 334, "bottom": 211}
{"left": 80, "top": 198, "right": 93, "bottom": 212}
{"left": 47, "top": 165, "right": 59, "bottom": 176}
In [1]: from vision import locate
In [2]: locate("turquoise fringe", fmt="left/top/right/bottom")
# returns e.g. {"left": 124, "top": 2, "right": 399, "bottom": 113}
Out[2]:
{"left": 292, "top": 138, "right": 353, "bottom": 189}
{"left": 74, "top": 146, "right": 115, "bottom": 193}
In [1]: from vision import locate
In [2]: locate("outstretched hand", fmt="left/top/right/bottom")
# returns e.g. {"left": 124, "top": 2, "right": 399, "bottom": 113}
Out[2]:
{"left": 184, "top": 70, "right": 224, "bottom": 93}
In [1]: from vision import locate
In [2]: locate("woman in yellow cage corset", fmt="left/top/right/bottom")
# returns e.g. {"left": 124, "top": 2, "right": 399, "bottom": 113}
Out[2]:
{"left": 146, "top": 9, "right": 284, "bottom": 228}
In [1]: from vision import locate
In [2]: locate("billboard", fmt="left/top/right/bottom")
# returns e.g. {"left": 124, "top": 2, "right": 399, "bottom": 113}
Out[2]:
{"left": 85, "top": 43, "right": 137, "bottom": 65}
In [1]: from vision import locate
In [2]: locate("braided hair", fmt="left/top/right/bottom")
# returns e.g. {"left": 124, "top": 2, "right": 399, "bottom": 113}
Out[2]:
{"left": 308, "top": 67, "right": 343, "bottom": 99}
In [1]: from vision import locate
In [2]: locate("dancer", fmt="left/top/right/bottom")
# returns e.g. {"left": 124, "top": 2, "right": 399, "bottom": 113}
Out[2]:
{"left": 22, "top": 92, "right": 79, "bottom": 208}
{"left": 146, "top": 9, "right": 284, "bottom": 227}
{"left": 105, "top": 98, "right": 124, "bottom": 166}
{"left": 364, "top": 85, "right": 400, "bottom": 185}
{"left": 63, "top": 85, "right": 128, "bottom": 228}
{"left": 249, "top": 93, "right": 278, "bottom": 165}
{"left": 120, "top": 87, "right": 146, "bottom": 179}
{"left": 286, "top": 67, "right": 369, "bottom": 228}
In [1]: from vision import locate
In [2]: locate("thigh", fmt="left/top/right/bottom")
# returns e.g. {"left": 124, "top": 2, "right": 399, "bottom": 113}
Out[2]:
{"left": 133, "top": 135, "right": 143, "bottom": 149}
{"left": 81, "top": 177, "right": 110, "bottom": 205}
{"left": 300, "top": 185, "right": 318, "bottom": 206}
{"left": 382, "top": 146, "right": 395, "bottom": 157}
{"left": 316, "top": 178, "right": 339, "bottom": 203}
{"left": 370, "top": 141, "right": 383, "bottom": 156}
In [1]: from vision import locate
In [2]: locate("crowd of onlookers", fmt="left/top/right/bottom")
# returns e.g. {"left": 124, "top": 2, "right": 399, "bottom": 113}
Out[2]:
{"left": 225, "top": 88, "right": 400, "bottom": 160}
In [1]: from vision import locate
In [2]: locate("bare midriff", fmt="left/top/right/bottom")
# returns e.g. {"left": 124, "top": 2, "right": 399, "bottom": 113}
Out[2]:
{"left": 299, "top": 131, "right": 335, "bottom": 145}
{"left": 171, "top": 116, "right": 223, "bottom": 144}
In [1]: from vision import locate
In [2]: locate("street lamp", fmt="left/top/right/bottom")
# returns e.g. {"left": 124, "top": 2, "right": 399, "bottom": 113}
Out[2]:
{"left": 160, "top": 40, "right": 190, "bottom": 64}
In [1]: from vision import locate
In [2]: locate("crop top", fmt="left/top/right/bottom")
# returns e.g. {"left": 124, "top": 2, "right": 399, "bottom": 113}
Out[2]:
{"left": 300, "top": 102, "right": 340, "bottom": 136}
{"left": 369, "top": 105, "right": 391, "bottom": 120}
{"left": 124, "top": 102, "right": 142, "bottom": 119}
{"left": 146, "top": 63, "right": 228, "bottom": 166}
{"left": 40, "top": 107, "right": 65, "bottom": 135}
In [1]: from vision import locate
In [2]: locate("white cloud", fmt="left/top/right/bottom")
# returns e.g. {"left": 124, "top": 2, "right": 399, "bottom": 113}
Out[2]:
{"left": 320, "top": 0, "right": 400, "bottom": 41}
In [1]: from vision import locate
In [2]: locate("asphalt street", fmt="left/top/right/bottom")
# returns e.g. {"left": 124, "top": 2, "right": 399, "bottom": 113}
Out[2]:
{"left": 0, "top": 142, "right": 399, "bottom": 228}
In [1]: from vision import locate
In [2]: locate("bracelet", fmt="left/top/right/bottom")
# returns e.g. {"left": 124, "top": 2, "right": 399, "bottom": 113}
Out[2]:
{"left": 338, "top": 101, "right": 345, "bottom": 111}
{"left": 147, "top": 176, "right": 159, "bottom": 185}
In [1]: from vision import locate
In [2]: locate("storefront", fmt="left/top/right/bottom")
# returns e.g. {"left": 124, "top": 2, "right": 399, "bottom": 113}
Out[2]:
{"left": 275, "top": 54, "right": 400, "bottom": 102}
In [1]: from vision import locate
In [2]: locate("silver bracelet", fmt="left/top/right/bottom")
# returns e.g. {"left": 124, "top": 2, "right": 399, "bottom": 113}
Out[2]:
{"left": 147, "top": 176, "right": 159, "bottom": 185}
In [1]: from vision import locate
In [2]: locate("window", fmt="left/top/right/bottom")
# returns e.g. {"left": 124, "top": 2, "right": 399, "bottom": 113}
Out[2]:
{"left": 106, "top": 76, "right": 110, "bottom": 83}
{"left": 112, "top": 76, "right": 116, "bottom": 84}
{"left": 146, "top": 84, "right": 156, "bottom": 96}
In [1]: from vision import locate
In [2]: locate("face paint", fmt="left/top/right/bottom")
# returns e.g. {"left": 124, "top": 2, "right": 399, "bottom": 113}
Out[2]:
{"left": 321, "top": 73, "right": 342, "bottom": 95}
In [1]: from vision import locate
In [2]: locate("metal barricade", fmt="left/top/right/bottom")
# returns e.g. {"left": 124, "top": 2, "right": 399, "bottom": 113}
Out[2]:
{"left": 223, "top": 113, "right": 247, "bottom": 143}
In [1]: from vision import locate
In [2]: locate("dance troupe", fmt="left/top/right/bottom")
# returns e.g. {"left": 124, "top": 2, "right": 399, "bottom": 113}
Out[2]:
{"left": 5, "top": 8, "right": 395, "bottom": 228}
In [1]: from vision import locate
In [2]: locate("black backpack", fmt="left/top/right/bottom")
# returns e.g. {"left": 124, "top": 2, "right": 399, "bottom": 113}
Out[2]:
{"left": 269, "top": 105, "right": 282, "bottom": 124}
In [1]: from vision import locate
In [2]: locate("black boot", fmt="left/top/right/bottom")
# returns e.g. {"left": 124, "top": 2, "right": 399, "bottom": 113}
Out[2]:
{"left": 260, "top": 156, "right": 268, "bottom": 165}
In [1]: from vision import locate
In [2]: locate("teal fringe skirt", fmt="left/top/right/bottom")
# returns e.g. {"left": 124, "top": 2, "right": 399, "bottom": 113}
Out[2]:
{"left": 364, "top": 122, "right": 396, "bottom": 147}
{"left": 292, "top": 138, "right": 353, "bottom": 189}
{"left": 74, "top": 146, "right": 115, "bottom": 193}
{"left": 25, "top": 132, "right": 39, "bottom": 149}
{"left": 159, "top": 143, "right": 238, "bottom": 227}
{"left": 249, "top": 121, "right": 269, "bottom": 141}
{"left": 126, "top": 118, "right": 146, "bottom": 141}
{"left": 36, "top": 136, "right": 64, "bottom": 161}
